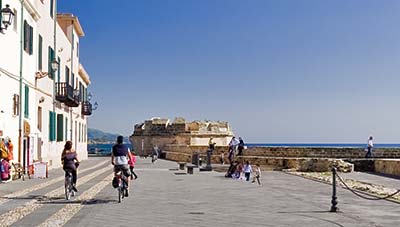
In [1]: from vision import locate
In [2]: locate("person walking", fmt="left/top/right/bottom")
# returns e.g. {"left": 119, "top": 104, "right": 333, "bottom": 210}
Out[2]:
{"left": 252, "top": 164, "right": 261, "bottom": 185}
{"left": 243, "top": 161, "right": 252, "bottom": 181}
{"left": 6, "top": 139, "right": 13, "bottom": 162}
{"left": 209, "top": 137, "right": 216, "bottom": 152}
{"left": 365, "top": 136, "right": 374, "bottom": 158}
{"left": 238, "top": 137, "right": 245, "bottom": 156}
{"left": 128, "top": 151, "right": 138, "bottom": 180}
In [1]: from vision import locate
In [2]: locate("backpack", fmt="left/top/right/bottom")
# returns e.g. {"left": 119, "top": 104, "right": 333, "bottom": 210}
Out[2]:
{"left": 0, "top": 143, "right": 8, "bottom": 159}
{"left": 1, "top": 160, "right": 10, "bottom": 181}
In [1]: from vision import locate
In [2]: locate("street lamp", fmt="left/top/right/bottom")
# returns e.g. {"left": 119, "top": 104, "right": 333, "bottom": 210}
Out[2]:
{"left": 1, "top": 4, "right": 14, "bottom": 33}
{"left": 35, "top": 59, "right": 59, "bottom": 79}
{"left": 51, "top": 59, "right": 59, "bottom": 72}
{"left": 93, "top": 102, "right": 98, "bottom": 110}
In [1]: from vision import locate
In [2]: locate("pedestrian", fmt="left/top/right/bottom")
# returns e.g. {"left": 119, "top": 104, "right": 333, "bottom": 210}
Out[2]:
{"left": 238, "top": 137, "right": 245, "bottom": 156}
{"left": 128, "top": 151, "right": 138, "bottom": 180}
{"left": 228, "top": 148, "right": 234, "bottom": 164}
{"left": 252, "top": 164, "right": 261, "bottom": 185}
{"left": 220, "top": 152, "right": 224, "bottom": 165}
{"left": 243, "top": 161, "right": 252, "bottom": 181}
{"left": 0, "top": 139, "right": 8, "bottom": 160}
{"left": 152, "top": 145, "right": 159, "bottom": 163}
{"left": 365, "top": 136, "right": 374, "bottom": 158}
{"left": 209, "top": 137, "right": 216, "bottom": 153}
{"left": 6, "top": 139, "right": 13, "bottom": 162}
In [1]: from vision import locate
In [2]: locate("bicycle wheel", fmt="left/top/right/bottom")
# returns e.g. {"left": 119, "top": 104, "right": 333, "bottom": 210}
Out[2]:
{"left": 118, "top": 187, "right": 122, "bottom": 203}
{"left": 65, "top": 176, "right": 72, "bottom": 200}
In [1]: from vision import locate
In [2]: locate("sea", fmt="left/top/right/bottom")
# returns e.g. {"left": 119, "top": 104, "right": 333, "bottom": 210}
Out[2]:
{"left": 88, "top": 143, "right": 400, "bottom": 155}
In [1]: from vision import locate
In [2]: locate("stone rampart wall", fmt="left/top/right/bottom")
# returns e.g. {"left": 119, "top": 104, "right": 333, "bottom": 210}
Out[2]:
{"left": 375, "top": 159, "right": 400, "bottom": 176}
{"left": 165, "top": 145, "right": 400, "bottom": 159}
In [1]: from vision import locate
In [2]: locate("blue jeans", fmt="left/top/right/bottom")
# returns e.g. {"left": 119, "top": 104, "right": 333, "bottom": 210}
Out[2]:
{"left": 365, "top": 147, "right": 373, "bottom": 158}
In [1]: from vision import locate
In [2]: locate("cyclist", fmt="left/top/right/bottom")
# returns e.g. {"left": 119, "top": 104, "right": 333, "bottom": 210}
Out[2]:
{"left": 111, "top": 136, "right": 131, "bottom": 196}
{"left": 61, "top": 141, "right": 79, "bottom": 192}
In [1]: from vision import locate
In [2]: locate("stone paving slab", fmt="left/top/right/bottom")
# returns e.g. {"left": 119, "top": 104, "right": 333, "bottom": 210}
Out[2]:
{"left": 66, "top": 158, "right": 400, "bottom": 227}
{"left": 0, "top": 157, "right": 399, "bottom": 226}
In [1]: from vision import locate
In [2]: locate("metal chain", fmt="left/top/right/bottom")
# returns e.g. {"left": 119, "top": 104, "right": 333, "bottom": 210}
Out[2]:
{"left": 336, "top": 173, "right": 400, "bottom": 201}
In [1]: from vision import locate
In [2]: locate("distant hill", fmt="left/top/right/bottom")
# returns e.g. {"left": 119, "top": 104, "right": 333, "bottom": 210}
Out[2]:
{"left": 88, "top": 128, "right": 129, "bottom": 144}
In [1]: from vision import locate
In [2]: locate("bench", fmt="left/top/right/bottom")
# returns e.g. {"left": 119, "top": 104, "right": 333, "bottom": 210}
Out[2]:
{"left": 178, "top": 162, "right": 186, "bottom": 170}
{"left": 187, "top": 164, "right": 195, "bottom": 174}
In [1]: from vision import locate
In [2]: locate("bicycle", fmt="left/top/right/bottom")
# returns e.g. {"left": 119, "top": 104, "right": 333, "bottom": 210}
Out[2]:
{"left": 64, "top": 170, "right": 75, "bottom": 200}
{"left": 115, "top": 170, "right": 128, "bottom": 203}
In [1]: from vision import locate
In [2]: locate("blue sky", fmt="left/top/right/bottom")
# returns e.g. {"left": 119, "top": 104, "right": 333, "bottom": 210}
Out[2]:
{"left": 59, "top": 0, "right": 400, "bottom": 143}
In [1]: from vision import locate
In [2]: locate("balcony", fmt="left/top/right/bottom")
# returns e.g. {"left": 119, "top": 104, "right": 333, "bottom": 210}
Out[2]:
{"left": 81, "top": 101, "right": 92, "bottom": 116}
{"left": 55, "top": 82, "right": 80, "bottom": 107}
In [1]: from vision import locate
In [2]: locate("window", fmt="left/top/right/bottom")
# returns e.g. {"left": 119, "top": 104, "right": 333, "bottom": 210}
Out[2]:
{"left": 37, "top": 107, "right": 42, "bottom": 131}
{"left": 50, "top": 0, "right": 54, "bottom": 18}
{"left": 77, "top": 42, "right": 79, "bottom": 57}
{"left": 49, "top": 111, "right": 56, "bottom": 141}
{"left": 78, "top": 123, "right": 81, "bottom": 142}
{"left": 24, "top": 85, "right": 29, "bottom": 118}
{"left": 48, "top": 46, "right": 54, "bottom": 79}
{"left": 23, "top": 21, "right": 33, "bottom": 55}
{"left": 38, "top": 35, "right": 43, "bottom": 70}
{"left": 72, "top": 73, "right": 75, "bottom": 88}
{"left": 13, "top": 94, "right": 20, "bottom": 116}
{"left": 57, "top": 114, "right": 64, "bottom": 142}
{"left": 65, "top": 66, "right": 70, "bottom": 85}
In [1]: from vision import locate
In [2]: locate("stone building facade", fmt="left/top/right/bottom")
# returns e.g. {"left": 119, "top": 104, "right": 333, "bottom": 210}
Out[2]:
{"left": 130, "top": 117, "right": 234, "bottom": 156}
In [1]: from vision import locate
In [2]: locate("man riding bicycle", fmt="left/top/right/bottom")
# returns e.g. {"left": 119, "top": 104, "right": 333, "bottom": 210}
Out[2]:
{"left": 111, "top": 136, "right": 131, "bottom": 196}
{"left": 61, "top": 141, "right": 79, "bottom": 192}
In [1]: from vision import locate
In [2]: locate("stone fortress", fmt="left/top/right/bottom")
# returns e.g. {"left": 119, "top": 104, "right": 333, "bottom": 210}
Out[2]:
{"left": 130, "top": 117, "right": 234, "bottom": 156}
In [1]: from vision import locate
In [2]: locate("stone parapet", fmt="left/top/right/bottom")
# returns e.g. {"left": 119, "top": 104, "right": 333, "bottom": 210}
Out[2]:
{"left": 163, "top": 151, "right": 354, "bottom": 172}
{"left": 375, "top": 159, "right": 400, "bottom": 176}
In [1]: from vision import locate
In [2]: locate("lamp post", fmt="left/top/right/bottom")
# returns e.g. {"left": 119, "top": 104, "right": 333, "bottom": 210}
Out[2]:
{"left": 0, "top": 4, "right": 14, "bottom": 33}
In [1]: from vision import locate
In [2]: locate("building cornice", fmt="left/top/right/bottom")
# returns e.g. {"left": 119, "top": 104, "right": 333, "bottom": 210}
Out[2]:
{"left": 78, "top": 63, "right": 91, "bottom": 85}
{"left": 22, "top": 0, "right": 41, "bottom": 21}
{"left": 57, "top": 13, "right": 85, "bottom": 37}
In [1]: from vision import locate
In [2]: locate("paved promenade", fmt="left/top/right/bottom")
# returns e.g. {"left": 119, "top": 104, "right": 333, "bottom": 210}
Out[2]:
{"left": 0, "top": 157, "right": 399, "bottom": 227}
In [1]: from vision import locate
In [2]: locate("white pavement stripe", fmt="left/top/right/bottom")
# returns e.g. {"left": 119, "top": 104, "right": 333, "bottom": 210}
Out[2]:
{"left": 0, "top": 160, "right": 109, "bottom": 206}
{"left": 0, "top": 165, "right": 112, "bottom": 227}
{"left": 38, "top": 173, "right": 114, "bottom": 227}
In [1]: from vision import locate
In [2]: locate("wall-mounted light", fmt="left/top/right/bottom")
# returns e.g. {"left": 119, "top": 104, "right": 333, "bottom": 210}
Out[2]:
{"left": 0, "top": 5, "right": 14, "bottom": 33}
{"left": 35, "top": 59, "right": 59, "bottom": 79}
{"left": 39, "top": 97, "right": 45, "bottom": 103}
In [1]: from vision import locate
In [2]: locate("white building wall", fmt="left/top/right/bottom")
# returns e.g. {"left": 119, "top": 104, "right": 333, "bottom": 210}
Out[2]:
{"left": 1, "top": 0, "right": 90, "bottom": 171}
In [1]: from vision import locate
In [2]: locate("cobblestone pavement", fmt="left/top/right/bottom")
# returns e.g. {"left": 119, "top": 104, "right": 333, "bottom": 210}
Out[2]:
{"left": 0, "top": 157, "right": 399, "bottom": 227}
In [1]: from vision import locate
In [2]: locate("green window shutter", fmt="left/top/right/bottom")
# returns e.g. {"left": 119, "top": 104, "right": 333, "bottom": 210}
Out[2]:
{"left": 66, "top": 66, "right": 70, "bottom": 85}
{"left": 57, "top": 114, "right": 64, "bottom": 142}
{"left": 50, "top": 0, "right": 54, "bottom": 18}
{"left": 65, "top": 118, "right": 68, "bottom": 141}
{"left": 49, "top": 112, "right": 53, "bottom": 141}
{"left": 48, "top": 47, "right": 54, "bottom": 79}
{"left": 57, "top": 57, "right": 61, "bottom": 82}
{"left": 29, "top": 26, "right": 33, "bottom": 55}
{"left": 23, "top": 21, "right": 28, "bottom": 53}
{"left": 49, "top": 112, "right": 56, "bottom": 141}
{"left": 38, "top": 35, "right": 43, "bottom": 70}
{"left": 72, "top": 73, "right": 75, "bottom": 88}
{"left": 48, "top": 46, "right": 51, "bottom": 78}
{"left": 24, "top": 85, "right": 29, "bottom": 118}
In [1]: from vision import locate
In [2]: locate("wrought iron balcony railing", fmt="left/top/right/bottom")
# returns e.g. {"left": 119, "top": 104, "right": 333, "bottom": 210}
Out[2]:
{"left": 55, "top": 82, "right": 80, "bottom": 107}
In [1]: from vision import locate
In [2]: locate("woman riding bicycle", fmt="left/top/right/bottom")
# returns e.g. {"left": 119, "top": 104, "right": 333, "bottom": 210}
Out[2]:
{"left": 61, "top": 141, "right": 79, "bottom": 192}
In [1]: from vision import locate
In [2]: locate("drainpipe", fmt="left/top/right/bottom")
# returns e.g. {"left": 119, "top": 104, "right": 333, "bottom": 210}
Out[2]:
{"left": 52, "top": 0, "right": 57, "bottom": 133}
{"left": 70, "top": 19, "right": 74, "bottom": 150}
{"left": 18, "top": 0, "right": 25, "bottom": 164}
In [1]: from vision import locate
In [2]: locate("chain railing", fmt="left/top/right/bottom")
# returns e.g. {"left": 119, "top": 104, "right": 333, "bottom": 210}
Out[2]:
{"left": 330, "top": 167, "right": 400, "bottom": 212}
